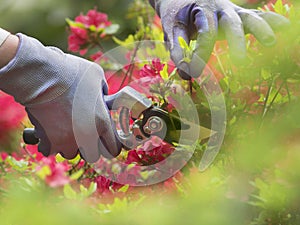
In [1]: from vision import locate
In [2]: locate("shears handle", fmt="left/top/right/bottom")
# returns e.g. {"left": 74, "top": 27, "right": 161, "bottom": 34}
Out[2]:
{"left": 23, "top": 128, "right": 39, "bottom": 145}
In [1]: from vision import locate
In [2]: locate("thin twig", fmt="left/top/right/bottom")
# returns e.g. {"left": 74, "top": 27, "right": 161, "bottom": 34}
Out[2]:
{"left": 22, "top": 144, "right": 36, "bottom": 161}
{"left": 267, "top": 81, "right": 285, "bottom": 112}
{"left": 285, "top": 81, "right": 291, "bottom": 102}
{"left": 261, "top": 77, "right": 274, "bottom": 119}
{"left": 119, "top": 40, "right": 143, "bottom": 90}
{"left": 189, "top": 79, "right": 193, "bottom": 96}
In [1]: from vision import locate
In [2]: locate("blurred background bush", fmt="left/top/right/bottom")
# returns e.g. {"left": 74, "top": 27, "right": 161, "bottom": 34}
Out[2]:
{"left": 0, "top": 0, "right": 135, "bottom": 50}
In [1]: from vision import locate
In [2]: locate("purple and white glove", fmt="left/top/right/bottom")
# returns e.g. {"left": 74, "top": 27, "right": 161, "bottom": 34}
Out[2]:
{"left": 149, "top": 0, "right": 289, "bottom": 79}
{"left": 0, "top": 34, "right": 121, "bottom": 162}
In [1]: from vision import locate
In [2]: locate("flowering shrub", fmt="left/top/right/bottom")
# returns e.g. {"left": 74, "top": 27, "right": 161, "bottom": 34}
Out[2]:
{"left": 1, "top": 1, "right": 300, "bottom": 224}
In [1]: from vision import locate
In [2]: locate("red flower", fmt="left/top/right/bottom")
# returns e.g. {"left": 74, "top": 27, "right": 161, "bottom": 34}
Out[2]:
{"left": 105, "top": 63, "right": 141, "bottom": 94}
{"left": 94, "top": 175, "right": 124, "bottom": 194}
{"left": 75, "top": 9, "right": 112, "bottom": 28}
{"left": 105, "top": 71, "right": 131, "bottom": 94}
{"left": 0, "top": 152, "right": 8, "bottom": 161}
{"left": 68, "top": 27, "right": 88, "bottom": 54}
{"left": 126, "top": 137, "right": 175, "bottom": 166}
{"left": 0, "top": 91, "right": 26, "bottom": 141}
{"left": 68, "top": 9, "right": 113, "bottom": 54}
{"left": 140, "top": 58, "right": 164, "bottom": 77}
{"left": 37, "top": 156, "right": 70, "bottom": 188}
{"left": 24, "top": 145, "right": 45, "bottom": 162}
{"left": 94, "top": 175, "right": 111, "bottom": 194}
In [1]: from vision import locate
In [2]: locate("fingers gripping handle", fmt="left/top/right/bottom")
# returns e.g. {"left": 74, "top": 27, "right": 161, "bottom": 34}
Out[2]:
{"left": 23, "top": 86, "right": 152, "bottom": 146}
{"left": 104, "top": 86, "right": 152, "bottom": 119}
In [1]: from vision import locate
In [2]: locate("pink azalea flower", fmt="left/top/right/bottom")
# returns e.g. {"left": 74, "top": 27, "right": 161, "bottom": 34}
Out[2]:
{"left": 0, "top": 91, "right": 26, "bottom": 141}
{"left": 94, "top": 175, "right": 111, "bottom": 194}
{"left": 0, "top": 152, "right": 8, "bottom": 161}
{"left": 68, "top": 9, "right": 113, "bottom": 54}
{"left": 94, "top": 175, "right": 124, "bottom": 194}
{"left": 24, "top": 145, "right": 45, "bottom": 162}
{"left": 37, "top": 156, "right": 70, "bottom": 188}
{"left": 140, "top": 58, "right": 164, "bottom": 77}
{"left": 68, "top": 27, "right": 88, "bottom": 53}
{"left": 126, "top": 137, "right": 175, "bottom": 166}
{"left": 75, "top": 9, "right": 112, "bottom": 28}
{"left": 0, "top": 92, "right": 26, "bottom": 131}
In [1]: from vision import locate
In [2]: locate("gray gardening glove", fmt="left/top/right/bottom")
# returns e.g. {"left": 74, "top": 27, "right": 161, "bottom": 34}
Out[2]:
{"left": 149, "top": 0, "right": 289, "bottom": 79}
{"left": 0, "top": 34, "right": 121, "bottom": 162}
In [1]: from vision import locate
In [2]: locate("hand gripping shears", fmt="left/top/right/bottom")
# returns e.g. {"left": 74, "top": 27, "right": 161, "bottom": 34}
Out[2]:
{"left": 23, "top": 86, "right": 212, "bottom": 150}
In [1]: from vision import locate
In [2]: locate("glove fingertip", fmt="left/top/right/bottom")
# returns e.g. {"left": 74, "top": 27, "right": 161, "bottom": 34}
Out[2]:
{"left": 79, "top": 146, "right": 101, "bottom": 163}
{"left": 178, "top": 69, "right": 192, "bottom": 80}
{"left": 99, "top": 136, "right": 122, "bottom": 159}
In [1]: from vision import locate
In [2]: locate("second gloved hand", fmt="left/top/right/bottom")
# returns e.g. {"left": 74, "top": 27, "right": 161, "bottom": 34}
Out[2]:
{"left": 150, "top": 0, "right": 289, "bottom": 79}
{"left": 0, "top": 34, "right": 121, "bottom": 163}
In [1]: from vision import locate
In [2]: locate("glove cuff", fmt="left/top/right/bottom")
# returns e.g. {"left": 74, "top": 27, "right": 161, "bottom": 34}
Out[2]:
{"left": 0, "top": 33, "right": 84, "bottom": 106}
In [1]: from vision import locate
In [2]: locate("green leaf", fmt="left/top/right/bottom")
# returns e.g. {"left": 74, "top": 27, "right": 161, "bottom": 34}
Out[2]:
{"left": 79, "top": 184, "right": 88, "bottom": 194}
{"left": 104, "top": 24, "right": 120, "bottom": 35}
{"left": 190, "top": 40, "right": 197, "bottom": 51}
{"left": 65, "top": 18, "right": 86, "bottom": 29}
{"left": 287, "top": 78, "right": 300, "bottom": 84}
{"left": 229, "top": 116, "right": 237, "bottom": 126}
{"left": 55, "top": 154, "right": 66, "bottom": 163}
{"left": 168, "top": 67, "right": 178, "bottom": 80}
{"left": 87, "top": 182, "right": 97, "bottom": 196}
{"left": 89, "top": 25, "right": 97, "bottom": 32}
{"left": 261, "top": 68, "right": 272, "bottom": 80}
{"left": 36, "top": 165, "right": 51, "bottom": 180}
{"left": 229, "top": 79, "right": 240, "bottom": 93}
{"left": 112, "top": 34, "right": 135, "bottom": 47}
{"left": 67, "top": 154, "right": 81, "bottom": 165}
{"left": 63, "top": 184, "right": 77, "bottom": 200}
{"left": 160, "top": 64, "right": 169, "bottom": 81}
{"left": 178, "top": 36, "right": 189, "bottom": 50}
{"left": 118, "top": 184, "right": 129, "bottom": 193}
{"left": 274, "top": 0, "right": 283, "bottom": 14}
{"left": 70, "top": 169, "right": 84, "bottom": 181}
{"left": 6, "top": 156, "right": 29, "bottom": 172}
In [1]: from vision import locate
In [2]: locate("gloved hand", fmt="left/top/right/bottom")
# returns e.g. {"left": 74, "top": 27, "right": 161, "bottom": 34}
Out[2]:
{"left": 149, "top": 0, "right": 290, "bottom": 79}
{"left": 0, "top": 34, "right": 121, "bottom": 163}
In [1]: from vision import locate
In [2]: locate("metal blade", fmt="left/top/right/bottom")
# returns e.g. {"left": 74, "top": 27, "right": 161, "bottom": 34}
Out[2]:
{"left": 141, "top": 107, "right": 215, "bottom": 145}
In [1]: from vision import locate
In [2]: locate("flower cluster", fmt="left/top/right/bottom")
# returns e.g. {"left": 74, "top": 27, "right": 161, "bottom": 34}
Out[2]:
{"left": 126, "top": 137, "right": 175, "bottom": 166}
{"left": 67, "top": 9, "right": 118, "bottom": 55}
{"left": 36, "top": 156, "right": 70, "bottom": 188}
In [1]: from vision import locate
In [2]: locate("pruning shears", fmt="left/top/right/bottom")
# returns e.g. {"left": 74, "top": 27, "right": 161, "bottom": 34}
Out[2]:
{"left": 23, "top": 86, "right": 213, "bottom": 150}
